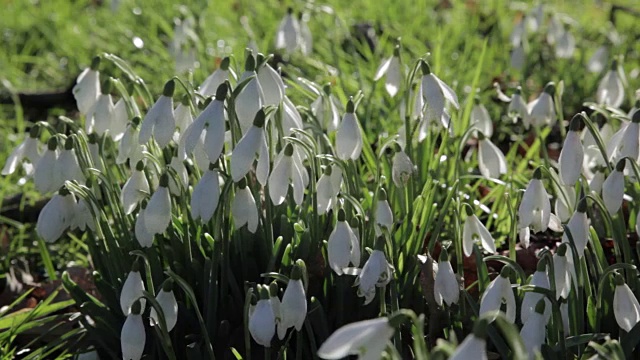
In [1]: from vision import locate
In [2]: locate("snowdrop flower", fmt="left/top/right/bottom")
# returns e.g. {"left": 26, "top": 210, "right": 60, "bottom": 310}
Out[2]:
{"left": 328, "top": 209, "right": 360, "bottom": 275}
{"left": 602, "top": 159, "right": 625, "bottom": 215}
{"left": 135, "top": 202, "right": 154, "bottom": 248}
{"left": 391, "top": 145, "right": 414, "bottom": 188}
{"left": 449, "top": 320, "right": 488, "bottom": 360}
{"left": 111, "top": 98, "right": 132, "bottom": 141}
{"left": 477, "top": 132, "right": 507, "bottom": 179}
{"left": 120, "top": 261, "right": 146, "bottom": 315}
{"left": 36, "top": 187, "right": 76, "bottom": 243}
{"left": 316, "top": 165, "right": 338, "bottom": 215}
{"left": 269, "top": 143, "right": 306, "bottom": 205}
{"left": 56, "top": 137, "right": 85, "bottom": 186}
{"left": 420, "top": 61, "right": 459, "bottom": 132}
{"left": 590, "top": 169, "right": 605, "bottom": 194}
{"left": 506, "top": 87, "right": 529, "bottom": 123}
{"left": 73, "top": 56, "right": 101, "bottom": 116}
{"left": 232, "top": 179, "right": 259, "bottom": 233}
{"left": 298, "top": 12, "right": 312, "bottom": 55}
{"left": 34, "top": 137, "right": 60, "bottom": 194}
{"left": 597, "top": 60, "right": 624, "bottom": 108}
{"left": 317, "top": 315, "right": 400, "bottom": 360}
{"left": 150, "top": 279, "right": 178, "bottom": 332}
{"left": 173, "top": 95, "right": 193, "bottom": 134}
{"left": 191, "top": 164, "right": 220, "bottom": 222}
{"left": 182, "top": 83, "right": 227, "bottom": 162}
{"left": 282, "top": 96, "right": 303, "bottom": 135}
{"left": 462, "top": 204, "right": 496, "bottom": 257}
{"left": 375, "top": 189, "right": 393, "bottom": 234}
{"left": 139, "top": 80, "right": 176, "bottom": 148}
{"left": 167, "top": 156, "right": 188, "bottom": 196}
{"left": 278, "top": 263, "right": 307, "bottom": 339}
{"left": 249, "top": 286, "right": 276, "bottom": 347}
{"left": 519, "top": 226, "right": 531, "bottom": 248}
{"left": 86, "top": 79, "right": 116, "bottom": 137}
{"left": 336, "top": 100, "right": 363, "bottom": 161}
{"left": 559, "top": 115, "right": 584, "bottom": 185}
{"left": 521, "top": 259, "right": 551, "bottom": 324}
{"left": 198, "top": 57, "right": 232, "bottom": 98}
{"left": 588, "top": 46, "right": 609, "bottom": 73}
{"left": 562, "top": 198, "right": 589, "bottom": 258}
{"left": 479, "top": 266, "right": 515, "bottom": 323}
{"left": 231, "top": 109, "right": 270, "bottom": 185}
{"left": 521, "top": 299, "right": 547, "bottom": 359}
{"left": 235, "top": 53, "right": 264, "bottom": 134}
{"left": 72, "top": 197, "right": 96, "bottom": 232}
{"left": 374, "top": 45, "right": 402, "bottom": 97}
{"left": 117, "top": 117, "right": 142, "bottom": 165}
{"left": 2, "top": 125, "right": 42, "bottom": 175}
{"left": 555, "top": 27, "right": 576, "bottom": 59}
{"left": 121, "top": 300, "right": 145, "bottom": 360}
{"left": 613, "top": 274, "right": 640, "bottom": 332}
{"left": 434, "top": 248, "right": 459, "bottom": 306}
{"left": 121, "top": 161, "right": 150, "bottom": 215}
{"left": 144, "top": 173, "right": 172, "bottom": 235}
{"left": 275, "top": 8, "right": 301, "bottom": 54}
{"left": 518, "top": 168, "right": 551, "bottom": 233}
{"left": 471, "top": 99, "right": 493, "bottom": 137}
{"left": 553, "top": 243, "right": 572, "bottom": 300}
{"left": 257, "top": 55, "right": 285, "bottom": 106}
{"left": 311, "top": 84, "right": 341, "bottom": 132}
{"left": 528, "top": 82, "right": 556, "bottom": 127}
{"left": 356, "top": 240, "right": 393, "bottom": 305}
{"left": 618, "top": 111, "right": 640, "bottom": 163}
{"left": 268, "top": 282, "right": 282, "bottom": 337}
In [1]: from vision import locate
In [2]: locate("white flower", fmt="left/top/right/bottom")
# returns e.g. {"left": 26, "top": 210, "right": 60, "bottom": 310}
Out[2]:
{"left": 336, "top": 100, "right": 363, "bottom": 161}
{"left": 249, "top": 286, "right": 276, "bottom": 347}
{"left": 518, "top": 169, "right": 551, "bottom": 233}
{"left": 34, "top": 138, "right": 60, "bottom": 194}
{"left": 602, "top": 160, "right": 625, "bottom": 215}
{"left": 521, "top": 299, "right": 547, "bottom": 360}
{"left": 311, "top": 85, "right": 341, "bottom": 132}
{"left": 507, "top": 87, "right": 530, "bottom": 123}
{"left": 198, "top": 57, "right": 232, "bottom": 98}
{"left": 375, "top": 190, "right": 393, "bottom": 234}
{"left": 183, "top": 83, "right": 227, "bottom": 162}
{"left": 555, "top": 28, "right": 575, "bottom": 59}
{"left": 597, "top": 61, "right": 624, "bottom": 108}
{"left": 168, "top": 156, "right": 188, "bottom": 196}
{"left": 111, "top": 97, "right": 130, "bottom": 141}
{"left": 615, "top": 119, "right": 639, "bottom": 163}
{"left": 235, "top": 55, "right": 264, "bottom": 134}
{"left": 479, "top": 267, "right": 515, "bottom": 323}
{"left": 139, "top": 80, "right": 176, "bottom": 148}
{"left": 299, "top": 14, "right": 312, "bottom": 55}
{"left": 86, "top": 84, "right": 115, "bottom": 137}
{"left": 470, "top": 100, "right": 493, "bottom": 137}
{"left": 317, "top": 166, "right": 338, "bottom": 215}
{"left": 144, "top": 174, "right": 172, "bottom": 235}
{"left": 173, "top": 97, "right": 193, "bottom": 134}
{"left": 275, "top": 8, "right": 301, "bottom": 54}
{"left": 72, "top": 57, "right": 101, "bottom": 116}
{"left": 191, "top": 166, "right": 220, "bottom": 222}
{"left": 462, "top": 205, "right": 496, "bottom": 257}
{"left": 449, "top": 322, "right": 488, "bottom": 360}
{"left": 232, "top": 179, "right": 259, "bottom": 233}
{"left": 528, "top": 82, "right": 556, "bottom": 127}
{"left": 374, "top": 46, "right": 402, "bottom": 97}
{"left": 257, "top": 60, "right": 285, "bottom": 106}
{"left": 279, "top": 264, "right": 307, "bottom": 339}
{"left": 521, "top": 260, "right": 551, "bottom": 324}
{"left": 231, "top": 109, "right": 270, "bottom": 186}
{"left": 36, "top": 188, "right": 76, "bottom": 243}
{"left": 328, "top": 210, "right": 361, "bottom": 275}
{"left": 356, "top": 248, "right": 393, "bottom": 305}
{"left": 56, "top": 137, "right": 85, "bottom": 185}
{"left": 121, "top": 161, "right": 150, "bottom": 215}
{"left": 588, "top": 46, "right": 608, "bottom": 73}
{"left": 135, "top": 205, "right": 154, "bottom": 248}
{"left": 150, "top": 280, "right": 178, "bottom": 332}
{"left": 562, "top": 199, "right": 589, "bottom": 258}
{"left": 268, "top": 143, "right": 306, "bottom": 206}
{"left": 590, "top": 170, "right": 605, "bottom": 194}
{"left": 282, "top": 96, "right": 303, "bottom": 135}
{"left": 392, "top": 148, "right": 414, "bottom": 187}
{"left": 2, "top": 127, "right": 42, "bottom": 175}
{"left": 434, "top": 249, "right": 459, "bottom": 306}
{"left": 613, "top": 274, "right": 640, "bottom": 332}
{"left": 420, "top": 61, "right": 459, "bottom": 132}
{"left": 519, "top": 226, "right": 531, "bottom": 248}
{"left": 559, "top": 116, "right": 584, "bottom": 185}
{"left": 477, "top": 134, "right": 507, "bottom": 179}
{"left": 553, "top": 244, "right": 573, "bottom": 300}
{"left": 117, "top": 118, "right": 142, "bottom": 165}
{"left": 318, "top": 316, "right": 395, "bottom": 360}
{"left": 121, "top": 300, "right": 146, "bottom": 360}
{"left": 120, "top": 263, "right": 146, "bottom": 315}
{"left": 72, "top": 198, "right": 96, "bottom": 232}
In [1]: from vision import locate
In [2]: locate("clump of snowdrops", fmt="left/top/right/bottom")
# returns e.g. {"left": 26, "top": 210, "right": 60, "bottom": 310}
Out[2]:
{"left": 3, "top": 3, "right": 640, "bottom": 360}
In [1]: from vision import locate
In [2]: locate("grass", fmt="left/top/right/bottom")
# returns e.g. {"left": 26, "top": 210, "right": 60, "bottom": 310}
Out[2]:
{"left": 0, "top": 0, "right": 639, "bottom": 359}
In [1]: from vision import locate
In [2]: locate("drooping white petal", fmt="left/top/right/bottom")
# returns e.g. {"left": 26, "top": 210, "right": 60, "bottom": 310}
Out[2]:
{"left": 235, "top": 76, "right": 264, "bottom": 134}
{"left": 385, "top": 57, "right": 402, "bottom": 97}
{"left": 521, "top": 310, "right": 546, "bottom": 359}
{"left": 478, "top": 138, "right": 507, "bottom": 179}
{"left": 328, "top": 221, "right": 356, "bottom": 275}
{"left": 336, "top": 112, "right": 363, "bottom": 160}
{"left": 562, "top": 211, "right": 589, "bottom": 258}
{"left": 614, "top": 282, "right": 640, "bottom": 332}
{"left": 597, "top": 70, "right": 624, "bottom": 108}
{"left": 232, "top": 185, "right": 259, "bottom": 233}
{"left": 479, "top": 275, "right": 515, "bottom": 323}
{"left": 471, "top": 104, "right": 493, "bottom": 137}
{"left": 449, "top": 334, "right": 487, "bottom": 360}
{"left": 150, "top": 289, "right": 178, "bottom": 331}
{"left": 249, "top": 299, "right": 276, "bottom": 347}
{"left": 190, "top": 169, "right": 220, "bottom": 222}
{"left": 231, "top": 126, "right": 262, "bottom": 182}
{"left": 317, "top": 317, "right": 394, "bottom": 359}
{"left": 587, "top": 46, "right": 608, "bottom": 73}
{"left": 36, "top": 193, "right": 75, "bottom": 243}
{"left": 275, "top": 13, "right": 301, "bottom": 53}
{"left": 559, "top": 130, "right": 584, "bottom": 185}
{"left": 602, "top": 169, "right": 624, "bottom": 215}
{"left": 434, "top": 260, "right": 459, "bottom": 306}
{"left": 73, "top": 68, "right": 101, "bottom": 116}
{"left": 198, "top": 69, "right": 229, "bottom": 98}
{"left": 521, "top": 270, "right": 551, "bottom": 324}
{"left": 268, "top": 153, "right": 292, "bottom": 206}
{"left": 121, "top": 170, "right": 150, "bottom": 215}
{"left": 139, "top": 96, "right": 175, "bottom": 148}
{"left": 34, "top": 149, "right": 58, "bottom": 194}
{"left": 144, "top": 186, "right": 171, "bottom": 235}
{"left": 375, "top": 200, "right": 393, "bottom": 231}
{"left": 121, "top": 313, "right": 145, "bottom": 360}
{"left": 135, "top": 208, "right": 154, "bottom": 248}
{"left": 280, "top": 279, "right": 307, "bottom": 332}
{"left": 120, "top": 271, "right": 146, "bottom": 315}
{"left": 392, "top": 150, "right": 414, "bottom": 187}
{"left": 258, "top": 64, "right": 285, "bottom": 106}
